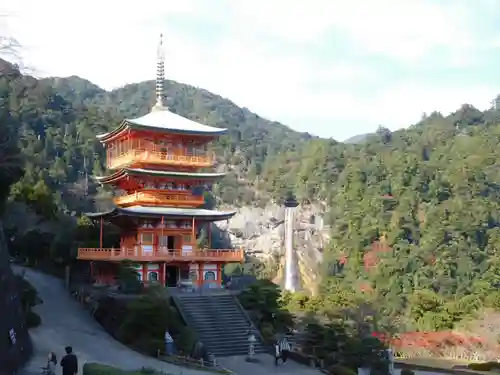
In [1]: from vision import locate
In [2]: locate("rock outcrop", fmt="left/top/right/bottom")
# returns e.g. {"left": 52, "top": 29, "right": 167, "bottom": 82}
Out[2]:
{"left": 218, "top": 203, "right": 328, "bottom": 294}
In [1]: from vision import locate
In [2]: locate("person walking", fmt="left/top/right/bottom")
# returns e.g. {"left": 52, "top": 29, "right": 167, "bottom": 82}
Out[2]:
{"left": 60, "top": 346, "right": 78, "bottom": 375}
{"left": 278, "top": 336, "right": 291, "bottom": 364}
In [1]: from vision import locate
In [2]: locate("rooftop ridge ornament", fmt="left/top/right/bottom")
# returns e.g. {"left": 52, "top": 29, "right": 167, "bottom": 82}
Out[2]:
{"left": 152, "top": 33, "right": 167, "bottom": 112}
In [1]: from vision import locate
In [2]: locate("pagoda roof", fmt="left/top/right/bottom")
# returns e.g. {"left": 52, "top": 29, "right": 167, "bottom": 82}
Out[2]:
{"left": 97, "top": 108, "right": 226, "bottom": 142}
{"left": 86, "top": 205, "right": 236, "bottom": 222}
{"left": 95, "top": 168, "right": 226, "bottom": 184}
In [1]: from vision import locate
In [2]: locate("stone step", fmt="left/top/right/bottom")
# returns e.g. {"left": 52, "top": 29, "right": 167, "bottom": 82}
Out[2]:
{"left": 199, "top": 338, "right": 266, "bottom": 348}
{"left": 184, "top": 316, "right": 247, "bottom": 323}
{"left": 172, "top": 295, "right": 266, "bottom": 357}
{"left": 184, "top": 315, "right": 247, "bottom": 322}
{"left": 182, "top": 308, "right": 242, "bottom": 315}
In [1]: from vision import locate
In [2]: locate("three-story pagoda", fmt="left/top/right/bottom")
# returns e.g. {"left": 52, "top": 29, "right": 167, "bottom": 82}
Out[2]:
{"left": 77, "top": 35, "right": 242, "bottom": 289}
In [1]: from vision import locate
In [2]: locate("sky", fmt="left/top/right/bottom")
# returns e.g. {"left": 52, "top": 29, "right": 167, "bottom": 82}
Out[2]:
{"left": 1, "top": 0, "right": 500, "bottom": 141}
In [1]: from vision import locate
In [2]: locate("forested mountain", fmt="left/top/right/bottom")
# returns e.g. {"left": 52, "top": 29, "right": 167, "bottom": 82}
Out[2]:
{"left": 5, "top": 57, "right": 500, "bottom": 340}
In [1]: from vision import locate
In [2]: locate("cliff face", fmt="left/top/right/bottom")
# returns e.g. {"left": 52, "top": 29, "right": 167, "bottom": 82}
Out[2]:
{"left": 0, "top": 220, "right": 32, "bottom": 373}
{"left": 217, "top": 203, "right": 328, "bottom": 294}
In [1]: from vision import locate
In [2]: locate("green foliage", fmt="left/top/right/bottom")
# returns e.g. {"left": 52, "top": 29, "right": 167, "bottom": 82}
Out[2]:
{"left": 117, "top": 294, "right": 171, "bottom": 350}
{"left": 467, "top": 362, "right": 500, "bottom": 371}
{"left": 15, "top": 275, "right": 42, "bottom": 328}
{"left": 82, "top": 363, "right": 168, "bottom": 375}
{"left": 327, "top": 365, "right": 358, "bottom": 375}
{"left": 400, "top": 369, "right": 415, "bottom": 375}
{"left": 25, "top": 310, "right": 41, "bottom": 328}
{"left": 116, "top": 261, "right": 143, "bottom": 294}
{"left": 238, "top": 279, "right": 294, "bottom": 338}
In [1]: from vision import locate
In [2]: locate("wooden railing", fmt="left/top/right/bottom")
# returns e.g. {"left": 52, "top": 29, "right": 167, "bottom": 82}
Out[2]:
{"left": 77, "top": 247, "right": 244, "bottom": 262}
{"left": 114, "top": 190, "right": 204, "bottom": 207}
{"left": 107, "top": 149, "right": 215, "bottom": 169}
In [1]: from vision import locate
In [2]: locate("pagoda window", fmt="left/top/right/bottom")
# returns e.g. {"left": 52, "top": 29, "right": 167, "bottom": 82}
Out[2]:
{"left": 165, "top": 182, "right": 174, "bottom": 190}
{"left": 166, "top": 220, "right": 177, "bottom": 228}
{"left": 178, "top": 184, "right": 186, "bottom": 191}
{"left": 139, "top": 219, "right": 155, "bottom": 228}
{"left": 181, "top": 221, "right": 191, "bottom": 229}
{"left": 145, "top": 181, "right": 155, "bottom": 188}
{"left": 140, "top": 232, "right": 154, "bottom": 244}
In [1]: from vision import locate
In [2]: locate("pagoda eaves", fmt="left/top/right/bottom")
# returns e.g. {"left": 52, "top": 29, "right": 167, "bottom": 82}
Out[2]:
{"left": 97, "top": 110, "right": 226, "bottom": 144}
{"left": 86, "top": 205, "right": 236, "bottom": 222}
{"left": 94, "top": 168, "right": 226, "bottom": 185}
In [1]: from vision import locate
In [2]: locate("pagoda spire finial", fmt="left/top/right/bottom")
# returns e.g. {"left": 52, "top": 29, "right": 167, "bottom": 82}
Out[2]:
{"left": 152, "top": 33, "right": 166, "bottom": 111}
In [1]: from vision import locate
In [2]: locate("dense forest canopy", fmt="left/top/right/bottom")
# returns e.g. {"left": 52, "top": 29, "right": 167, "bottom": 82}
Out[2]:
{"left": 4, "top": 57, "right": 500, "bottom": 340}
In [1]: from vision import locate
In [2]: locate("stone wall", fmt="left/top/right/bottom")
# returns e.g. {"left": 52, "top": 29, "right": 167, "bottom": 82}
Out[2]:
{"left": 0, "top": 222, "right": 32, "bottom": 374}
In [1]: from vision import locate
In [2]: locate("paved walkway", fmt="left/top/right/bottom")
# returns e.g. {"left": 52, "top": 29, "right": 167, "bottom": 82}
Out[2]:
{"left": 15, "top": 267, "right": 212, "bottom": 375}
{"left": 219, "top": 354, "right": 321, "bottom": 375}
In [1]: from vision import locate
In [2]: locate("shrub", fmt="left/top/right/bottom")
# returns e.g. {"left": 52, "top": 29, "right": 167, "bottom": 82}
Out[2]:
{"left": 401, "top": 369, "right": 415, "bottom": 375}
{"left": 172, "top": 326, "right": 197, "bottom": 354}
{"left": 26, "top": 310, "right": 41, "bottom": 328}
{"left": 82, "top": 363, "right": 166, "bottom": 375}
{"left": 468, "top": 362, "right": 500, "bottom": 371}
{"left": 83, "top": 363, "right": 125, "bottom": 375}
{"left": 327, "top": 365, "right": 357, "bottom": 375}
{"left": 260, "top": 322, "right": 275, "bottom": 344}
{"left": 133, "top": 337, "right": 165, "bottom": 356}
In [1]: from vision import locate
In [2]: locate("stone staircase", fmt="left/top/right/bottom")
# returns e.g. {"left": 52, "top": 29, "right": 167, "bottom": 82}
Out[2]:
{"left": 173, "top": 293, "right": 268, "bottom": 357}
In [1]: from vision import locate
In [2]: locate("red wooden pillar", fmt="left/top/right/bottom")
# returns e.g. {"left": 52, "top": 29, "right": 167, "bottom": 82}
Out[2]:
{"left": 161, "top": 262, "right": 166, "bottom": 286}
{"left": 191, "top": 217, "right": 196, "bottom": 248}
{"left": 142, "top": 263, "right": 147, "bottom": 285}
{"left": 198, "top": 262, "right": 204, "bottom": 288}
{"left": 217, "top": 263, "right": 222, "bottom": 287}
{"left": 99, "top": 217, "right": 103, "bottom": 249}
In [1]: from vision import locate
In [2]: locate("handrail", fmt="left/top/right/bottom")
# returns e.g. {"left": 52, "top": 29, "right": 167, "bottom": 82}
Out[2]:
{"left": 77, "top": 247, "right": 244, "bottom": 262}
{"left": 107, "top": 149, "right": 215, "bottom": 169}
{"left": 114, "top": 191, "right": 204, "bottom": 207}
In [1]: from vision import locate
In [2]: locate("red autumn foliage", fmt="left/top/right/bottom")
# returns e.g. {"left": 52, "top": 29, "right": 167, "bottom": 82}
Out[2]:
{"left": 364, "top": 240, "right": 391, "bottom": 270}
{"left": 372, "top": 331, "right": 496, "bottom": 359}
{"left": 339, "top": 253, "right": 347, "bottom": 265}
{"left": 359, "top": 282, "right": 373, "bottom": 293}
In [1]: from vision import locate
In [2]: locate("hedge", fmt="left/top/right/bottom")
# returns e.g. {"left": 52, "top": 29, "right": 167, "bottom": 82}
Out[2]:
{"left": 82, "top": 363, "right": 169, "bottom": 375}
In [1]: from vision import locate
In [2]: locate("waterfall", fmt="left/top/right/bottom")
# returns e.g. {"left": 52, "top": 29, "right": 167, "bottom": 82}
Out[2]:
{"left": 284, "top": 206, "right": 297, "bottom": 292}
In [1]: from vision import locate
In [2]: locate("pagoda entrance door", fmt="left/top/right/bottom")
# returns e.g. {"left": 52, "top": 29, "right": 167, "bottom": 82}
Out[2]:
{"left": 158, "top": 235, "right": 175, "bottom": 254}
{"left": 166, "top": 265, "right": 179, "bottom": 287}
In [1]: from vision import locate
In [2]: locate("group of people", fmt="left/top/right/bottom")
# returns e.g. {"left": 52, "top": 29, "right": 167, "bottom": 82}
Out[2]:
{"left": 42, "top": 346, "right": 78, "bottom": 375}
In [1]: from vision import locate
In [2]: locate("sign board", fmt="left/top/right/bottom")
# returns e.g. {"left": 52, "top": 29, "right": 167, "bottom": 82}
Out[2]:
{"left": 9, "top": 328, "right": 16, "bottom": 345}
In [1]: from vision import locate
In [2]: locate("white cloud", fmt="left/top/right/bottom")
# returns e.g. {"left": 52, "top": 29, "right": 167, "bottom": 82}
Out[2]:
{"left": 0, "top": 0, "right": 498, "bottom": 139}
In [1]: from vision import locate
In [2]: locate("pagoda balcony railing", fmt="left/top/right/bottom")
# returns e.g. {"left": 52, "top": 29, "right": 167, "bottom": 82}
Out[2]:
{"left": 77, "top": 247, "right": 244, "bottom": 262}
{"left": 114, "top": 190, "right": 204, "bottom": 208}
{"left": 107, "top": 149, "right": 215, "bottom": 169}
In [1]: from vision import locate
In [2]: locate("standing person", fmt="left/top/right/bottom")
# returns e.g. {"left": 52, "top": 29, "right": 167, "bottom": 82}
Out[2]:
{"left": 60, "top": 346, "right": 78, "bottom": 375}
{"left": 278, "top": 337, "right": 291, "bottom": 364}
{"left": 274, "top": 339, "right": 281, "bottom": 366}
{"left": 43, "top": 352, "right": 57, "bottom": 375}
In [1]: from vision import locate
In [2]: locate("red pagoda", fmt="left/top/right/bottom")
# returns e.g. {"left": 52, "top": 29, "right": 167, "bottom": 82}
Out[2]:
{"left": 77, "top": 35, "right": 242, "bottom": 289}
